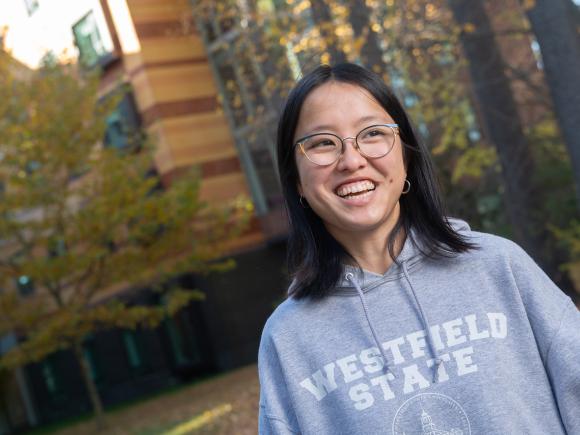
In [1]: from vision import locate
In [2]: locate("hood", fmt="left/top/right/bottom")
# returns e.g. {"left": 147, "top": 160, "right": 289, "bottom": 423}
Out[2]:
{"left": 340, "top": 218, "right": 471, "bottom": 383}
{"left": 335, "top": 218, "right": 470, "bottom": 295}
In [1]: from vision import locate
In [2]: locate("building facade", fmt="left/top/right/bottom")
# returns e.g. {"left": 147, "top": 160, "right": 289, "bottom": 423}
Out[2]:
{"left": 0, "top": 0, "right": 290, "bottom": 432}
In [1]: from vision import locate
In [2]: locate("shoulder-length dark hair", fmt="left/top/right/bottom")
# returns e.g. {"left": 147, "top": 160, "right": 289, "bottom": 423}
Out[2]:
{"left": 277, "top": 63, "right": 475, "bottom": 299}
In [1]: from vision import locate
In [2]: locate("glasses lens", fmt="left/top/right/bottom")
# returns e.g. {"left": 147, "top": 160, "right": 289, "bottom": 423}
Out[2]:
{"left": 301, "top": 134, "right": 340, "bottom": 165}
{"left": 357, "top": 125, "right": 396, "bottom": 158}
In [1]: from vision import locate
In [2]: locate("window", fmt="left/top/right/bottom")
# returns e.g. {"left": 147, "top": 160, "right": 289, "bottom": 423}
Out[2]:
{"left": 42, "top": 361, "right": 57, "bottom": 394}
{"left": 83, "top": 346, "right": 99, "bottom": 381}
{"left": 16, "top": 275, "right": 34, "bottom": 297}
{"left": 123, "top": 330, "right": 142, "bottom": 369}
{"left": 104, "top": 92, "right": 141, "bottom": 150}
{"left": 72, "top": 11, "right": 108, "bottom": 69}
{"left": 24, "top": 0, "right": 39, "bottom": 16}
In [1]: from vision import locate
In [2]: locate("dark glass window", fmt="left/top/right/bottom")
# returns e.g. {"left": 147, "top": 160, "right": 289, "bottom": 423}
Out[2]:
{"left": 41, "top": 361, "right": 57, "bottom": 395}
{"left": 122, "top": 330, "right": 142, "bottom": 369}
{"left": 24, "top": 0, "right": 39, "bottom": 16}
{"left": 104, "top": 92, "right": 141, "bottom": 150}
{"left": 72, "top": 11, "right": 108, "bottom": 69}
{"left": 16, "top": 275, "right": 34, "bottom": 297}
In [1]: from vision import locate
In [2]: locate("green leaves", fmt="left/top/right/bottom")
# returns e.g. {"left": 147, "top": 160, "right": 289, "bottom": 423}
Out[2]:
{"left": 0, "top": 57, "right": 250, "bottom": 369}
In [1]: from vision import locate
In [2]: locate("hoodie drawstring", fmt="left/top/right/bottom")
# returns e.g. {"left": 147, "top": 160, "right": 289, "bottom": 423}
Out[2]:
{"left": 345, "top": 272, "right": 396, "bottom": 378}
{"left": 401, "top": 262, "right": 443, "bottom": 383}
{"left": 346, "top": 263, "right": 443, "bottom": 384}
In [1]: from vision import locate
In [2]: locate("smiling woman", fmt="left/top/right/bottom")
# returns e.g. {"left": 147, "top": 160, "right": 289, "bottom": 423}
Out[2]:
{"left": 257, "top": 63, "right": 580, "bottom": 435}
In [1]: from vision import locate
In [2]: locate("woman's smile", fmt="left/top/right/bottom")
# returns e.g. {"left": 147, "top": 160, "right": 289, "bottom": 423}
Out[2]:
{"left": 293, "top": 81, "right": 407, "bottom": 241}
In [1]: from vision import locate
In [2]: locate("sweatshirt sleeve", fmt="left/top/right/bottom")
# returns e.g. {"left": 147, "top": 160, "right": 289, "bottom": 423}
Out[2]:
{"left": 258, "top": 320, "right": 300, "bottom": 435}
{"left": 507, "top": 241, "right": 580, "bottom": 433}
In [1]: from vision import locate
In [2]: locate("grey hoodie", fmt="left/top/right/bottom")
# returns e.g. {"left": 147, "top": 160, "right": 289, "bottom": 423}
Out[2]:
{"left": 258, "top": 221, "right": 580, "bottom": 434}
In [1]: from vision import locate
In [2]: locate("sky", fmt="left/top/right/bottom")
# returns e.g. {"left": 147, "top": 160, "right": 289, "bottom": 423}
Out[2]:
{"left": 0, "top": 0, "right": 113, "bottom": 68}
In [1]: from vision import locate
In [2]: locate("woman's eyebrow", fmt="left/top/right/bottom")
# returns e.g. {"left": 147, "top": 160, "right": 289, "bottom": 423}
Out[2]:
{"left": 304, "top": 116, "right": 386, "bottom": 135}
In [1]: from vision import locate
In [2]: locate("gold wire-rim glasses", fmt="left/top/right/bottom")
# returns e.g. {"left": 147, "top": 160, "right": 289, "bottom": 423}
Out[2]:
{"left": 294, "top": 123, "right": 399, "bottom": 166}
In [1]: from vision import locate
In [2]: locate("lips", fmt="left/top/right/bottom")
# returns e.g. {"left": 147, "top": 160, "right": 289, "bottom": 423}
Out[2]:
{"left": 335, "top": 180, "right": 376, "bottom": 198}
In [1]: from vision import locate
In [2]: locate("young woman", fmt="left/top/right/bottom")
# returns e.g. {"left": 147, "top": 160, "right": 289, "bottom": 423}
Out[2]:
{"left": 258, "top": 63, "right": 580, "bottom": 434}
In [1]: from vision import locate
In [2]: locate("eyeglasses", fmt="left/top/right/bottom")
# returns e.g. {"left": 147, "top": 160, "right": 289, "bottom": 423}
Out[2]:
{"left": 294, "top": 124, "right": 399, "bottom": 166}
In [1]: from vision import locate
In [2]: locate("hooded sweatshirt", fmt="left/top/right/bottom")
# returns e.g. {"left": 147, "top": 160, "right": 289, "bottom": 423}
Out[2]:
{"left": 258, "top": 220, "right": 580, "bottom": 434}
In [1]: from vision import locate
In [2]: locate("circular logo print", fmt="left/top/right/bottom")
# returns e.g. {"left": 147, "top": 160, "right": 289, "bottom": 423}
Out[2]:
{"left": 392, "top": 393, "right": 471, "bottom": 435}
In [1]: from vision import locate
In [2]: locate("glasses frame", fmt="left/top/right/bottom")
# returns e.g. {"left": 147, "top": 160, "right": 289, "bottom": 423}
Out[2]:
{"left": 294, "top": 123, "right": 400, "bottom": 166}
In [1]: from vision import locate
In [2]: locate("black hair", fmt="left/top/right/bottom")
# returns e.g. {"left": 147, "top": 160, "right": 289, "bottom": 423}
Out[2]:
{"left": 277, "top": 63, "right": 476, "bottom": 299}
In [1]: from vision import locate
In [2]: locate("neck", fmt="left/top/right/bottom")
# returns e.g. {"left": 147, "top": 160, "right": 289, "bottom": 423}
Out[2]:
{"left": 347, "top": 230, "right": 406, "bottom": 274}
{"left": 327, "top": 215, "right": 406, "bottom": 275}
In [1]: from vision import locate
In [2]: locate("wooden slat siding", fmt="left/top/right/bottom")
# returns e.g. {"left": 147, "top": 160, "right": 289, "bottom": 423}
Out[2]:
{"left": 131, "top": 63, "right": 217, "bottom": 109}
{"left": 140, "top": 36, "right": 207, "bottom": 64}
{"left": 126, "top": 0, "right": 189, "bottom": 22}
{"left": 201, "top": 156, "right": 241, "bottom": 178}
{"left": 142, "top": 96, "right": 218, "bottom": 127}
{"left": 134, "top": 18, "right": 197, "bottom": 39}
{"left": 159, "top": 156, "right": 241, "bottom": 185}
{"left": 121, "top": 0, "right": 253, "bottom": 217}
{"left": 127, "top": 56, "right": 208, "bottom": 79}
{"left": 198, "top": 172, "right": 250, "bottom": 202}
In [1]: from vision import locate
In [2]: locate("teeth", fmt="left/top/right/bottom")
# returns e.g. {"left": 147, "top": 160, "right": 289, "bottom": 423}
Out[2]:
{"left": 336, "top": 180, "right": 376, "bottom": 197}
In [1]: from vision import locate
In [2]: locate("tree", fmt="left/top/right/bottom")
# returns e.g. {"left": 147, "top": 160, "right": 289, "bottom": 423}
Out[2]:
{"left": 0, "top": 54, "right": 249, "bottom": 429}
{"left": 523, "top": 0, "right": 580, "bottom": 206}
{"left": 309, "top": 0, "right": 347, "bottom": 64}
{"left": 345, "top": 0, "right": 388, "bottom": 75}
{"left": 447, "top": 0, "right": 577, "bottom": 296}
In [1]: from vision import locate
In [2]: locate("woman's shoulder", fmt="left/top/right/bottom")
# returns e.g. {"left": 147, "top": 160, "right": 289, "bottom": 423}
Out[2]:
{"left": 448, "top": 219, "right": 530, "bottom": 264}
{"left": 260, "top": 290, "right": 335, "bottom": 344}
{"left": 261, "top": 294, "right": 308, "bottom": 339}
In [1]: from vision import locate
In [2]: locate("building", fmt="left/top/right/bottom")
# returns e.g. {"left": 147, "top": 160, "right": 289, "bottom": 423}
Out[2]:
{"left": 0, "top": 0, "right": 289, "bottom": 431}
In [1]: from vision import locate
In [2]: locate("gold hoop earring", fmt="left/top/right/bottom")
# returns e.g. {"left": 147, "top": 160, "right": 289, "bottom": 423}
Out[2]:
{"left": 402, "top": 179, "right": 411, "bottom": 194}
{"left": 299, "top": 196, "right": 309, "bottom": 208}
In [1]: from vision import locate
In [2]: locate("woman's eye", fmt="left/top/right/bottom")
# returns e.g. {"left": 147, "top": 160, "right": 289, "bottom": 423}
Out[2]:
{"left": 308, "top": 139, "right": 336, "bottom": 149}
{"left": 365, "top": 129, "right": 385, "bottom": 137}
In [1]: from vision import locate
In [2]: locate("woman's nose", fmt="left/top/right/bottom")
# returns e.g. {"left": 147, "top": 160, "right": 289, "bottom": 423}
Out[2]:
{"left": 336, "top": 137, "right": 367, "bottom": 171}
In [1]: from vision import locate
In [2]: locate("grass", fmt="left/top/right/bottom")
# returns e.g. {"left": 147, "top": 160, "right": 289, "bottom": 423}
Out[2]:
{"left": 27, "top": 364, "right": 259, "bottom": 435}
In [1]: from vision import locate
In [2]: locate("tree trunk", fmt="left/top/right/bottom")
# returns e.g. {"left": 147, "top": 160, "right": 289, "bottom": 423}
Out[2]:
{"left": 523, "top": 0, "right": 580, "bottom": 207}
{"left": 446, "top": 0, "right": 577, "bottom": 297}
{"left": 309, "top": 0, "right": 348, "bottom": 64}
{"left": 73, "top": 342, "right": 105, "bottom": 431}
{"left": 345, "top": 0, "right": 388, "bottom": 75}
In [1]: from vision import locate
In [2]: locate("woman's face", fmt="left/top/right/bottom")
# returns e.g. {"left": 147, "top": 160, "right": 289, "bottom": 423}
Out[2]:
{"left": 294, "top": 81, "right": 407, "bottom": 242}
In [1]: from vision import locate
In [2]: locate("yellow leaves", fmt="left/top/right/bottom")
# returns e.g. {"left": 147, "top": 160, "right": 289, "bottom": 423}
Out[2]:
{"left": 521, "top": 0, "right": 536, "bottom": 11}
{"left": 294, "top": 0, "right": 310, "bottom": 14}
{"left": 463, "top": 23, "right": 476, "bottom": 34}
{"left": 452, "top": 146, "right": 498, "bottom": 184}
{"left": 425, "top": 3, "right": 437, "bottom": 20}
{"left": 321, "top": 52, "right": 331, "bottom": 64}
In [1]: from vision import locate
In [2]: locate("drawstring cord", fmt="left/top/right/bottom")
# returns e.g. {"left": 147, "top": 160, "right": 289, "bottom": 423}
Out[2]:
{"left": 401, "top": 262, "right": 442, "bottom": 383}
{"left": 345, "top": 272, "right": 396, "bottom": 378}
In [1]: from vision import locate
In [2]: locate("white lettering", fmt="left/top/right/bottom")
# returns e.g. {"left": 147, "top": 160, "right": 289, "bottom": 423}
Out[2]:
{"left": 465, "top": 314, "right": 490, "bottom": 340}
{"left": 360, "top": 347, "right": 384, "bottom": 374}
{"left": 406, "top": 330, "right": 427, "bottom": 359}
{"left": 337, "top": 354, "right": 363, "bottom": 383}
{"left": 488, "top": 312, "right": 507, "bottom": 338}
{"left": 349, "top": 382, "right": 374, "bottom": 410}
{"left": 428, "top": 324, "right": 446, "bottom": 351}
{"left": 453, "top": 346, "right": 478, "bottom": 376}
{"left": 426, "top": 353, "right": 451, "bottom": 382}
{"left": 402, "top": 364, "right": 430, "bottom": 394}
{"left": 383, "top": 336, "right": 406, "bottom": 364}
{"left": 442, "top": 318, "right": 467, "bottom": 347}
{"left": 370, "top": 373, "right": 396, "bottom": 400}
{"left": 299, "top": 363, "right": 338, "bottom": 401}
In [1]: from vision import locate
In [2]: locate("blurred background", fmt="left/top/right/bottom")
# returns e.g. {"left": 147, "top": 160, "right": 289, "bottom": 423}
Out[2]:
{"left": 0, "top": 0, "right": 578, "bottom": 433}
